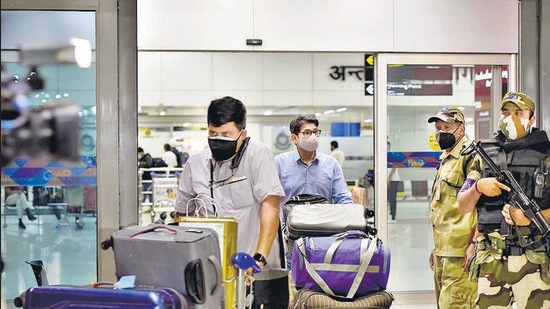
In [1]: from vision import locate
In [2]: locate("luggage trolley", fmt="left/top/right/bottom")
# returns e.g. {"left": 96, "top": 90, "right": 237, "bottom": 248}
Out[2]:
{"left": 139, "top": 167, "right": 182, "bottom": 225}
{"left": 150, "top": 170, "right": 179, "bottom": 225}
{"left": 232, "top": 252, "right": 261, "bottom": 309}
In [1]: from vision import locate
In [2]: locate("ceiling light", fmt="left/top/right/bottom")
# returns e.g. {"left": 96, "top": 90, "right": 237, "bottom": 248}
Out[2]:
{"left": 336, "top": 107, "right": 347, "bottom": 112}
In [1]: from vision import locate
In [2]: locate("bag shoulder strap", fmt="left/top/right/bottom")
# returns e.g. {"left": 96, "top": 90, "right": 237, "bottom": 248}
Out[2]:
{"left": 346, "top": 237, "right": 377, "bottom": 298}
{"left": 296, "top": 237, "right": 336, "bottom": 297}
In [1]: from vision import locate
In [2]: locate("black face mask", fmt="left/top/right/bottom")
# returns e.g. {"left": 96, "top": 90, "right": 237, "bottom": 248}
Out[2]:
{"left": 435, "top": 125, "right": 460, "bottom": 150}
{"left": 208, "top": 130, "right": 242, "bottom": 162}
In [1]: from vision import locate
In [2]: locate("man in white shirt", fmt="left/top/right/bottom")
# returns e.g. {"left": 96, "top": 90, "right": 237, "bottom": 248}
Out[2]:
{"left": 161, "top": 143, "right": 177, "bottom": 168}
{"left": 174, "top": 96, "right": 285, "bottom": 271}
{"left": 330, "top": 140, "right": 345, "bottom": 167}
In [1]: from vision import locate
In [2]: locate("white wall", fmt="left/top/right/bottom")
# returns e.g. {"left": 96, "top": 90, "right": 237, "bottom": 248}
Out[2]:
{"left": 138, "top": 0, "right": 518, "bottom": 53}
{"left": 138, "top": 52, "right": 374, "bottom": 109}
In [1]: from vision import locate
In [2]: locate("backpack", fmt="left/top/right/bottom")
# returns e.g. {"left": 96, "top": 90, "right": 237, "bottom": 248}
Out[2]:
{"left": 172, "top": 149, "right": 182, "bottom": 168}
{"left": 152, "top": 158, "right": 167, "bottom": 168}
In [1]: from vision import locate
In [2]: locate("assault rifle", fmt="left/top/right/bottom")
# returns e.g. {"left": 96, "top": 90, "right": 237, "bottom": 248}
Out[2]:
{"left": 461, "top": 141, "right": 550, "bottom": 248}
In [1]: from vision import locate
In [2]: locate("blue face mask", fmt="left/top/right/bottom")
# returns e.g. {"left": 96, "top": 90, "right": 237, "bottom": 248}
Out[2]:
{"left": 138, "top": 155, "right": 142, "bottom": 160}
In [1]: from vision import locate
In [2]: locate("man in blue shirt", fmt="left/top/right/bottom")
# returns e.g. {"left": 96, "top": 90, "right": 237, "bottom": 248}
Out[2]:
{"left": 275, "top": 114, "right": 353, "bottom": 279}
{"left": 275, "top": 114, "right": 352, "bottom": 205}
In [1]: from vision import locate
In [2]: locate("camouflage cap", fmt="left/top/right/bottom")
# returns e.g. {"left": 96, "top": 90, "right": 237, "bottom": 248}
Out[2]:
{"left": 501, "top": 91, "right": 535, "bottom": 112}
{"left": 427, "top": 107, "right": 465, "bottom": 124}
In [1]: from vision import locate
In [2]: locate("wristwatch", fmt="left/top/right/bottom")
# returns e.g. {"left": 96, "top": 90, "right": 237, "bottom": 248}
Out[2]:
{"left": 253, "top": 252, "right": 267, "bottom": 266}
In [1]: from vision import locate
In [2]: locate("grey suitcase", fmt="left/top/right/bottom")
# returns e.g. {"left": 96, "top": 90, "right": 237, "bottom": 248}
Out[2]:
{"left": 107, "top": 224, "right": 223, "bottom": 309}
{"left": 285, "top": 203, "right": 375, "bottom": 240}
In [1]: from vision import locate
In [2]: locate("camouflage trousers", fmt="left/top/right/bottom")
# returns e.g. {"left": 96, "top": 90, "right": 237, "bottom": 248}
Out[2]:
{"left": 471, "top": 233, "right": 550, "bottom": 309}
{"left": 434, "top": 255, "right": 477, "bottom": 309}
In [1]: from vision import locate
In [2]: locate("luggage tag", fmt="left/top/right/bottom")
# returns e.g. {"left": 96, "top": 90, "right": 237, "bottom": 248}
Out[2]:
{"left": 114, "top": 275, "right": 136, "bottom": 289}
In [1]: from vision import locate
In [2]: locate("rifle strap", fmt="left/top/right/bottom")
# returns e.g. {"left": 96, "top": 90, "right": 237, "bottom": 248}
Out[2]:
{"left": 498, "top": 149, "right": 507, "bottom": 170}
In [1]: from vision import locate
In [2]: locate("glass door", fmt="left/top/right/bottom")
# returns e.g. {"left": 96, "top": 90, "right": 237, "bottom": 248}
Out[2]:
{"left": 374, "top": 54, "right": 515, "bottom": 292}
{"left": 1, "top": 10, "right": 97, "bottom": 301}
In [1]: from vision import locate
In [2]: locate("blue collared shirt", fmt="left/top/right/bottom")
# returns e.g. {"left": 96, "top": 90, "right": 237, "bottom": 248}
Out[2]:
{"left": 274, "top": 150, "right": 353, "bottom": 205}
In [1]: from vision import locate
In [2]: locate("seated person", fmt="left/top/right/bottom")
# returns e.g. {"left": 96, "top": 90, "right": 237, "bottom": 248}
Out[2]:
{"left": 5, "top": 186, "right": 36, "bottom": 229}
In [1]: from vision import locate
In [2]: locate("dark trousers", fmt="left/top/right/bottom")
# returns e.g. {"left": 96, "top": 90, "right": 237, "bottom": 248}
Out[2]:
{"left": 142, "top": 182, "right": 152, "bottom": 203}
{"left": 388, "top": 181, "right": 399, "bottom": 220}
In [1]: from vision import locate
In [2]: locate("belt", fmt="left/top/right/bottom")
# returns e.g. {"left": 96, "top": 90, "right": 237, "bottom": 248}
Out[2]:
{"left": 482, "top": 234, "right": 526, "bottom": 257}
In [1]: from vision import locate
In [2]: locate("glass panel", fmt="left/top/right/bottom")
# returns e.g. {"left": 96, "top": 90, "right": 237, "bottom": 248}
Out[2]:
{"left": 385, "top": 63, "right": 507, "bottom": 292}
{"left": 137, "top": 52, "right": 375, "bottom": 223}
{"left": 1, "top": 10, "right": 97, "bottom": 301}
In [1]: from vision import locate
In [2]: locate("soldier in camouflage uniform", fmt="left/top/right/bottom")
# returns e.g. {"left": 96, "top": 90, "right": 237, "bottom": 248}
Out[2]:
{"left": 458, "top": 91, "right": 550, "bottom": 309}
{"left": 428, "top": 107, "right": 480, "bottom": 309}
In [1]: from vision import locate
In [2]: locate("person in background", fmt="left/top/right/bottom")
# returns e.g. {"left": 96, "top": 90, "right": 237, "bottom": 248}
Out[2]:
{"left": 387, "top": 139, "right": 400, "bottom": 223}
{"left": 162, "top": 143, "right": 177, "bottom": 169}
{"left": 275, "top": 115, "right": 352, "bottom": 205}
{"left": 174, "top": 95, "right": 285, "bottom": 277}
{"left": 169, "top": 141, "right": 183, "bottom": 168}
{"left": 4, "top": 186, "right": 36, "bottom": 229}
{"left": 275, "top": 115, "right": 353, "bottom": 300}
{"left": 49, "top": 188, "right": 64, "bottom": 221}
{"left": 427, "top": 107, "right": 479, "bottom": 308}
{"left": 330, "top": 140, "right": 345, "bottom": 167}
{"left": 138, "top": 147, "right": 153, "bottom": 203}
{"left": 458, "top": 92, "right": 550, "bottom": 309}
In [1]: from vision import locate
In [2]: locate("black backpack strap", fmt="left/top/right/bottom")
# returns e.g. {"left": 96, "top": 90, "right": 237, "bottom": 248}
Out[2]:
{"left": 277, "top": 223, "right": 285, "bottom": 268}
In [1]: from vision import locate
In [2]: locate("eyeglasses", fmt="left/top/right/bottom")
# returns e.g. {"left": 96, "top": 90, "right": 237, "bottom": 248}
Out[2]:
{"left": 298, "top": 130, "right": 322, "bottom": 137}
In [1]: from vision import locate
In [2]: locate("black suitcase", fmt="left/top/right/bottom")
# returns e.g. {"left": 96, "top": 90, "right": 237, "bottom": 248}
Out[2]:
{"left": 104, "top": 224, "right": 223, "bottom": 309}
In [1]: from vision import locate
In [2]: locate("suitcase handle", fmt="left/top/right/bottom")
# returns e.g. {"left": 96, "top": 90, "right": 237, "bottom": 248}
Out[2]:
{"left": 128, "top": 225, "right": 177, "bottom": 237}
{"left": 208, "top": 255, "right": 221, "bottom": 295}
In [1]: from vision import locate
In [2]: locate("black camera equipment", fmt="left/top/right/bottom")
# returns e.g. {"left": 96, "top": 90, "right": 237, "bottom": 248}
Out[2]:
{"left": 1, "top": 64, "right": 81, "bottom": 167}
{"left": 1, "top": 40, "right": 91, "bottom": 166}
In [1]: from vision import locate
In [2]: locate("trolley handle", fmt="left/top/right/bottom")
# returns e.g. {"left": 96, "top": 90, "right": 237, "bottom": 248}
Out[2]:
{"left": 232, "top": 252, "right": 262, "bottom": 273}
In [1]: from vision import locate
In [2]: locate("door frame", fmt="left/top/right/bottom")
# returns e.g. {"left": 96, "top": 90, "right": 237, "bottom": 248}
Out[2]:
{"left": 1, "top": 0, "right": 137, "bottom": 281}
{"left": 373, "top": 53, "right": 516, "bottom": 242}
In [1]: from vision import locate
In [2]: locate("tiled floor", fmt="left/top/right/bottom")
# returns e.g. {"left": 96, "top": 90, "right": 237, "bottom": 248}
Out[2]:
{"left": 1, "top": 201, "right": 438, "bottom": 308}
{"left": 1, "top": 213, "right": 97, "bottom": 307}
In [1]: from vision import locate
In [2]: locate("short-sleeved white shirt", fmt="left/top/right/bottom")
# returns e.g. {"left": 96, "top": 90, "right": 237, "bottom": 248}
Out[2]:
{"left": 175, "top": 138, "right": 285, "bottom": 269}
{"left": 162, "top": 151, "right": 177, "bottom": 169}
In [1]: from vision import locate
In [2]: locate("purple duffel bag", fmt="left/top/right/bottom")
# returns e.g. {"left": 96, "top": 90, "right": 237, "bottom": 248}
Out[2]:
{"left": 291, "top": 230, "right": 391, "bottom": 299}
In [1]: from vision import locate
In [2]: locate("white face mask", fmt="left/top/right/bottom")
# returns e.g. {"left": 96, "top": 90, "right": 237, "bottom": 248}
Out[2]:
{"left": 297, "top": 135, "right": 319, "bottom": 152}
{"left": 498, "top": 115, "right": 530, "bottom": 140}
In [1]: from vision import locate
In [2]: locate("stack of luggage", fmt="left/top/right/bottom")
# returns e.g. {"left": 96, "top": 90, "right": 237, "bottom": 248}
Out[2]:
{"left": 105, "top": 224, "right": 224, "bottom": 308}
{"left": 283, "top": 195, "right": 394, "bottom": 308}
{"left": 16, "top": 224, "right": 222, "bottom": 308}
